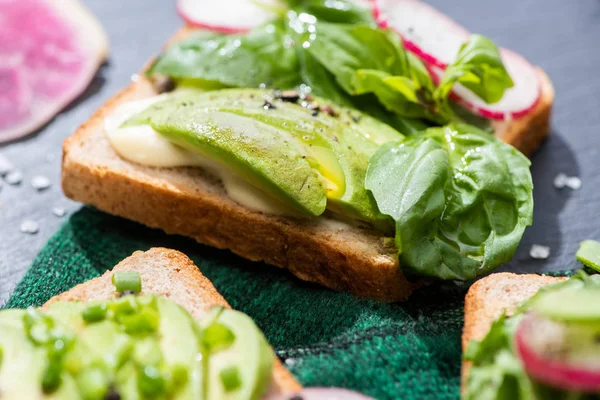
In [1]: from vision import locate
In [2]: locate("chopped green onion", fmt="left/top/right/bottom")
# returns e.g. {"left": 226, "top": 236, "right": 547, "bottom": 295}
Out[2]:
{"left": 0, "top": 345, "right": 3, "bottom": 367}
{"left": 219, "top": 365, "right": 242, "bottom": 392}
{"left": 138, "top": 365, "right": 166, "bottom": 398}
{"left": 201, "top": 323, "right": 235, "bottom": 353}
{"left": 112, "top": 271, "right": 142, "bottom": 293}
{"left": 109, "top": 296, "right": 138, "bottom": 319}
{"left": 576, "top": 240, "right": 600, "bottom": 272}
{"left": 41, "top": 356, "right": 63, "bottom": 394}
{"left": 121, "top": 307, "right": 160, "bottom": 335}
{"left": 82, "top": 302, "right": 108, "bottom": 323}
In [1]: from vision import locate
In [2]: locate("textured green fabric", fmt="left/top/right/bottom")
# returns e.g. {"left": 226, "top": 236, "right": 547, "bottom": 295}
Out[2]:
{"left": 5, "top": 207, "right": 468, "bottom": 399}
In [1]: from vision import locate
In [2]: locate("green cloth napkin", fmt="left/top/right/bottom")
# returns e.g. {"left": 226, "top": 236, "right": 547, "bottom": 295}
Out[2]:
{"left": 5, "top": 207, "right": 467, "bottom": 400}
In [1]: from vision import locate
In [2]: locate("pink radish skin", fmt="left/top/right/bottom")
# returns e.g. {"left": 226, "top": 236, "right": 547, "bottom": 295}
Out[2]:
{"left": 374, "top": 0, "right": 470, "bottom": 69}
{"left": 516, "top": 314, "right": 600, "bottom": 393}
{"left": 266, "top": 387, "right": 375, "bottom": 400}
{"left": 0, "top": 0, "right": 108, "bottom": 143}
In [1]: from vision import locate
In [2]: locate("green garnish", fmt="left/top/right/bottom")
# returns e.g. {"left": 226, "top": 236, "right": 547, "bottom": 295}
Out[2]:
{"left": 219, "top": 365, "right": 242, "bottom": 392}
{"left": 202, "top": 322, "right": 236, "bottom": 353}
{"left": 576, "top": 239, "right": 600, "bottom": 272}
{"left": 82, "top": 302, "right": 108, "bottom": 323}
{"left": 112, "top": 271, "right": 142, "bottom": 293}
{"left": 365, "top": 124, "right": 533, "bottom": 280}
{"left": 138, "top": 365, "right": 166, "bottom": 398}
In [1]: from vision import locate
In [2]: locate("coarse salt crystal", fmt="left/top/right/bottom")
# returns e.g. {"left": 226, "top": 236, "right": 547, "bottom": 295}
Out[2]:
{"left": 4, "top": 170, "right": 22, "bottom": 185}
{"left": 530, "top": 244, "right": 550, "bottom": 259}
{"left": 20, "top": 220, "right": 39, "bottom": 234}
{"left": 0, "top": 154, "right": 13, "bottom": 176}
{"left": 31, "top": 175, "right": 51, "bottom": 191}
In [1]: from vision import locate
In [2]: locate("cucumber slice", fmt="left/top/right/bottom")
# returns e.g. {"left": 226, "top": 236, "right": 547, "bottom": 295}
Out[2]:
{"left": 532, "top": 288, "right": 600, "bottom": 322}
{"left": 201, "top": 308, "right": 273, "bottom": 400}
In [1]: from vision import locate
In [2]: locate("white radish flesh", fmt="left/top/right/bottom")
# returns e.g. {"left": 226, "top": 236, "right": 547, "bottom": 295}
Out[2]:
{"left": 177, "top": 0, "right": 281, "bottom": 33}
{"left": 374, "top": 0, "right": 469, "bottom": 69}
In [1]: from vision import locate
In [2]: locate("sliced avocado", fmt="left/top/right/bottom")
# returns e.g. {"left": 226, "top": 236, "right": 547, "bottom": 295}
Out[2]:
{"left": 0, "top": 311, "right": 81, "bottom": 399}
{"left": 125, "top": 104, "right": 326, "bottom": 217}
{"left": 129, "top": 89, "right": 402, "bottom": 227}
{"left": 156, "top": 297, "right": 203, "bottom": 399}
{"left": 199, "top": 308, "right": 273, "bottom": 400}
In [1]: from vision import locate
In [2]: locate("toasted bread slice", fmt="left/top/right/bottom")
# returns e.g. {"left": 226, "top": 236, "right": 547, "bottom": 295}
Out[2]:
{"left": 460, "top": 273, "right": 565, "bottom": 391}
{"left": 61, "top": 27, "right": 554, "bottom": 302}
{"left": 44, "top": 247, "right": 301, "bottom": 396}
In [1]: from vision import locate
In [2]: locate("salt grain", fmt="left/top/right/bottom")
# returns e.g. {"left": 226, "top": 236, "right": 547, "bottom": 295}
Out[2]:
{"left": 566, "top": 176, "right": 582, "bottom": 190}
{"left": 4, "top": 170, "right": 22, "bottom": 185}
{"left": 52, "top": 207, "right": 66, "bottom": 217}
{"left": 530, "top": 244, "right": 550, "bottom": 259}
{"left": 0, "top": 154, "right": 13, "bottom": 176}
{"left": 554, "top": 173, "right": 581, "bottom": 190}
{"left": 20, "top": 220, "right": 39, "bottom": 234}
{"left": 31, "top": 175, "right": 51, "bottom": 191}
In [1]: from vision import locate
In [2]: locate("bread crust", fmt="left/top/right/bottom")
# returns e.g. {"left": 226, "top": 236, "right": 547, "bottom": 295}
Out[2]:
{"left": 61, "top": 28, "right": 554, "bottom": 302}
{"left": 45, "top": 247, "right": 301, "bottom": 396}
{"left": 460, "top": 273, "right": 565, "bottom": 392}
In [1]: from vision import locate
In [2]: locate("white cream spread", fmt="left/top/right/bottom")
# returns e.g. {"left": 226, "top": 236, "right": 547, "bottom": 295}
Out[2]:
{"left": 104, "top": 95, "right": 300, "bottom": 216}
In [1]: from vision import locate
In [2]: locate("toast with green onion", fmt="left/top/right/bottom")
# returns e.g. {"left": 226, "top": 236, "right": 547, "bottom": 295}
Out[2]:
{"left": 45, "top": 247, "right": 301, "bottom": 396}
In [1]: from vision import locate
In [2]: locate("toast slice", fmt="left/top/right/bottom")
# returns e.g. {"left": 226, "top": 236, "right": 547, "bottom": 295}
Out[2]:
{"left": 460, "top": 273, "right": 565, "bottom": 391}
{"left": 44, "top": 247, "right": 301, "bottom": 396}
{"left": 61, "top": 27, "right": 554, "bottom": 303}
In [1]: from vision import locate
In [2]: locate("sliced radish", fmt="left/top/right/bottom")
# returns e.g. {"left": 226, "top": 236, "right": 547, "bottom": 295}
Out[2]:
{"left": 427, "top": 50, "right": 541, "bottom": 120}
{"left": 375, "top": 0, "right": 470, "bottom": 69}
{"left": 377, "top": 0, "right": 541, "bottom": 120}
{"left": 177, "top": 0, "right": 282, "bottom": 33}
{"left": 0, "top": 0, "right": 108, "bottom": 143}
{"left": 516, "top": 313, "right": 600, "bottom": 393}
{"left": 177, "top": 0, "right": 375, "bottom": 33}
{"left": 266, "top": 387, "right": 375, "bottom": 400}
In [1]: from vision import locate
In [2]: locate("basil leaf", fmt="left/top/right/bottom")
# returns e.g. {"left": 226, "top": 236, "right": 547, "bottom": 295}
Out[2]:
{"left": 436, "top": 34, "right": 514, "bottom": 105}
{"left": 366, "top": 124, "right": 533, "bottom": 280}
{"left": 307, "top": 24, "right": 442, "bottom": 121}
{"left": 148, "top": 22, "right": 301, "bottom": 89}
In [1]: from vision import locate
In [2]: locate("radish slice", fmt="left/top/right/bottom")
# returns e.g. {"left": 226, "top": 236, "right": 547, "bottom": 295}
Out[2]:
{"left": 377, "top": 0, "right": 541, "bottom": 120}
{"left": 427, "top": 50, "right": 541, "bottom": 120}
{"left": 0, "top": 0, "right": 108, "bottom": 143}
{"left": 374, "top": 0, "right": 470, "bottom": 69}
{"left": 266, "top": 387, "right": 375, "bottom": 400}
{"left": 177, "top": 0, "right": 281, "bottom": 33}
{"left": 177, "top": 0, "right": 375, "bottom": 33}
{"left": 516, "top": 313, "right": 600, "bottom": 393}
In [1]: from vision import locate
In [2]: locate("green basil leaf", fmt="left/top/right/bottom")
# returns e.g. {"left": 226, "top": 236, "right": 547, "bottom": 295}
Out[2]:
{"left": 436, "top": 34, "right": 514, "bottom": 105}
{"left": 289, "top": 0, "right": 374, "bottom": 24}
{"left": 307, "top": 24, "right": 442, "bottom": 120}
{"left": 148, "top": 22, "right": 301, "bottom": 89}
{"left": 366, "top": 124, "right": 533, "bottom": 280}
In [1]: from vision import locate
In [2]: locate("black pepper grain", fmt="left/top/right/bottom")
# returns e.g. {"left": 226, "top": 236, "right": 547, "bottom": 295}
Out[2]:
{"left": 263, "top": 100, "right": 277, "bottom": 110}
{"left": 118, "top": 290, "right": 136, "bottom": 298}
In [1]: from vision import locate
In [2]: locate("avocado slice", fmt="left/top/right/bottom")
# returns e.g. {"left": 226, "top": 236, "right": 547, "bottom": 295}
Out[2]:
{"left": 128, "top": 89, "right": 403, "bottom": 227}
{"left": 199, "top": 308, "right": 273, "bottom": 400}
{"left": 0, "top": 310, "right": 81, "bottom": 399}
{"left": 125, "top": 104, "right": 326, "bottom": 217}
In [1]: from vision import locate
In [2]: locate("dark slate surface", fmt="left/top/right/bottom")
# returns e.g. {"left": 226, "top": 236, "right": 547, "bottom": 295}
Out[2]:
{"left": 0, "top": 0, "right": 598, "bottom": 303}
